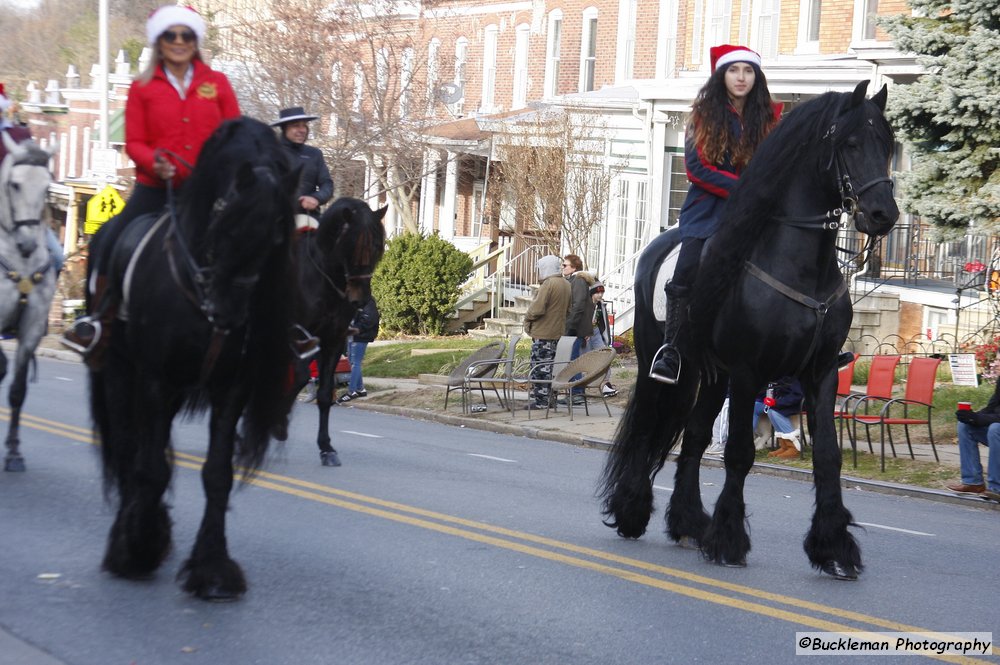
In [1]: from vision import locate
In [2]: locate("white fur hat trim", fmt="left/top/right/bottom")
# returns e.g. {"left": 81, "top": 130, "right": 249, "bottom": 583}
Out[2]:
{"left": 146, "top": 5, "right": 206, "bottom": 47}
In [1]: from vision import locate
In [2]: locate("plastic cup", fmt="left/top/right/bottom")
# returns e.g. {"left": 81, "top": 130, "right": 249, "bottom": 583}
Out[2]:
{"left": 958, "top": 401, "right": 972, "bottom": 411}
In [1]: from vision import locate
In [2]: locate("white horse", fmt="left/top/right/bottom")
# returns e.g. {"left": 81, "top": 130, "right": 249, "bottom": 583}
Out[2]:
{"left": 0, "top": 131, "right": 58, "bottom": 472}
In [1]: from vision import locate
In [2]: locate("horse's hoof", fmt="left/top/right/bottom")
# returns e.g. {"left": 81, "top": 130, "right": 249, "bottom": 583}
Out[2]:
{"left": 4, "top": 456, "right": 26, "bottom": 472}
{"left": 320, "top": 451, "right": 341, "bottom": 467}
{"left": 821, "top": 560, "right": 859, "bottom": 580}
{"left": 677, "top": 536, "right": 700, "bottom": 550}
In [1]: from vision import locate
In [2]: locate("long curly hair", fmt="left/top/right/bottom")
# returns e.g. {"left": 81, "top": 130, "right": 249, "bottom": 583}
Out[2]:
{"left": 690, "top": 64, "right": 778, "bottom": 170}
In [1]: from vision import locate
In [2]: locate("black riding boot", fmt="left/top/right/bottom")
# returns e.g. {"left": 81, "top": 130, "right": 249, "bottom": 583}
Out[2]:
{"left": 649, "top": 283, "right": 688, "bottom": 384}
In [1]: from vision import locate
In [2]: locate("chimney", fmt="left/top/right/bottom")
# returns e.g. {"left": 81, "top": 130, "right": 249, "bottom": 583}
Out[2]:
{"left": 66, "top": 65, "right": 80, "bottom": 89}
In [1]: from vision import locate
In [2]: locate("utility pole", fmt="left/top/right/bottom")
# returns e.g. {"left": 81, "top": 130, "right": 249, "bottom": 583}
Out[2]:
{"left": 98, "top": 0, "right": 108, "bottom": 149}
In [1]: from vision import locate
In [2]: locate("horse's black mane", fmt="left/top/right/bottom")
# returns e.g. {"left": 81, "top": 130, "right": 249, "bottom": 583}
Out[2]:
{"left": 689, "top": 89, "right": 892, "bottom": 334}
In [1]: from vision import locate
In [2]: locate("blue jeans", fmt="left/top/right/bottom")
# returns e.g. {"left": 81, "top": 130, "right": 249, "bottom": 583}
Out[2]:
{"left": 957, "top": 422, "right": 1000, "bottom": 492}
{"left": 752, "top": 402, "right": 796, "bottom": 434}
{"left": 347, "top": 341, "right": 368, "bottom": 394}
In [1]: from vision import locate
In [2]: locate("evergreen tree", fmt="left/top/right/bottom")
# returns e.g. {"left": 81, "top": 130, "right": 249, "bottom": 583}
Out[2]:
{"left": 882, "top": 0, "right": 1000, "bottom": 236}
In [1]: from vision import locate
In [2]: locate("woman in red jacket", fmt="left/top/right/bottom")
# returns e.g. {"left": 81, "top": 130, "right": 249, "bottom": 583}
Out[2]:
{"left": 64, "top": 4, "right": 241, "bottom": 355}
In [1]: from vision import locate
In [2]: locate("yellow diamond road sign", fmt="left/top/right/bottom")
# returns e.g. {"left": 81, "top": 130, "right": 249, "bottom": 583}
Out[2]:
{"left": 85, "top": 186, "right": 125, "bottom": 234}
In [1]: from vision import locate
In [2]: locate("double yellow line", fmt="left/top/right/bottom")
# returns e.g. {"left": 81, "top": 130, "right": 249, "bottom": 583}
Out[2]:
{"left": 5, "top": 408, "right": 992, "bottom": 664}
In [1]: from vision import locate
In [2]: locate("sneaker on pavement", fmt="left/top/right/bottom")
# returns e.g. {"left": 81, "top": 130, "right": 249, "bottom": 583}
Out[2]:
{"left": 601, "top": 383, "right": 618, "bottom": 397}
{"left": 704, "top": 442, "right": 725, "bottom": 457}
{"left": 353, "top": 390, "right": 367, "bottom": 398}
{"left": 336, "top": 393, "right": 354, "bottom": 404}
{"left": 946, "top": 482, "right": 986, "bottom": 495}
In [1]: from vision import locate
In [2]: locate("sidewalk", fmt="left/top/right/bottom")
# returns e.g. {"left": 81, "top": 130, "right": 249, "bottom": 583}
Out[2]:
{"left": 354, "top": 377, "right": 1000, "bottom": 512}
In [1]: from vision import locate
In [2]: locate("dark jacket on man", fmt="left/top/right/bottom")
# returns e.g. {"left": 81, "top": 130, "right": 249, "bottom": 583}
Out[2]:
{"left": 565, "top": 271, "right": 596, "bottom": 338}
{"left": 281, "top": 136, "right": 334, "bottom": 217}
{"left": 351, "top": 297, "right": 380, "bottom": 343}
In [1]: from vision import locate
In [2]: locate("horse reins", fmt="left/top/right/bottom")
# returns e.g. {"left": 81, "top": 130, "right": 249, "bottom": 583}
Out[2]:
{"left": 303, "top": 220, "right": 374, "bottom": 301}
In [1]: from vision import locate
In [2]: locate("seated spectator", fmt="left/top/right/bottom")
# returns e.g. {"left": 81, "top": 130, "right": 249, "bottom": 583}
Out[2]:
{"left": 948, "top": 381, "right": 1000, "bottom": 501}
{"left": 759, "top": 378, "right": 803, "bottom": 459}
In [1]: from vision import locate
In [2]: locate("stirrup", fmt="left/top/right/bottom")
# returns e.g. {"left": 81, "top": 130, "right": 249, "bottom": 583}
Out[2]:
{"left": 648, "top": 344, "right": 681, "bottom": 385}
{"left": 290, "top": 324, "right": 320, "bottom": 360}
{"left": 60, "top": 317, "right": 102, "bottom": 355}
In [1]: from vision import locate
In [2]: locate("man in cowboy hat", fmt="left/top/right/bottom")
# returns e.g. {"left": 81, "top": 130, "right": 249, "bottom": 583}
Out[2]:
{"left": 271, "top": 107, "right": 334, "bottom": 229}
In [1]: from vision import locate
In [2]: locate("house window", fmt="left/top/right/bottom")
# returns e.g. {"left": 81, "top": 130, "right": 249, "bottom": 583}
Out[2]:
{"left": 544, "top": 11, "right": 563, "bottom": 98}
{"left": 512, "top": 24, "right": 530, "bottom": 110}
{"left": 615, "top": 0, "right": 637, "bottom": 82}
{"left": 863, "top": 0, "right": 879, "bottom": 40}
{"left": 481, "top": 25, "right": 498, "bottom": 114}
{"left": 426, "top": 38, "right": 440, "bottom": 116}
{"left": 471, "top": 181, "right": 485, "bottom": 238}
{"left": 580, "top": 8, "right": 598, "bottom": 93}
{"left": 352, "top": 62, "right": 363, "bottom": 113}
{"left": 798, "top": 0, "right": 821, "bottom": 51}
{"left": 454, "top": 37, "right": 468, "bottom": 116}
{"left": 375, "top": 47, "right": 390, "bottom": 112}
{"left": 706, "top": 0, "right": 733, "bottom": 58}
{"left": 329, "top": 61, "right": 342, "bottom": 136}
{"left": 691, "top": 0, "right": 704, "bottom": 64}
{"left": 612, "top": 175, "right": 649, "bottom": 265}
{"left": 657, "top": 0, "right": 680, "bottom": 77}
{"left": 400, "top": 47, "right": 414, "bottom": 117}
{"left": 661, "top": 149, "right": 686, "bottom": 230}
{"left": 752, "top": 0, "right": 780, "bottom": 58}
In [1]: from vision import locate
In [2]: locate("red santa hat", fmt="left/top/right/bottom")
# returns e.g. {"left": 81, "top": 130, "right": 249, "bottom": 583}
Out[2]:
{"left": 146, "top": 5, "right": 206, "bottom": 47}
{"left": 710, "top": 45, "right": 762, "bottom": 73}
{"left": 0, "top": 83, "right": 9, "bottom": 112}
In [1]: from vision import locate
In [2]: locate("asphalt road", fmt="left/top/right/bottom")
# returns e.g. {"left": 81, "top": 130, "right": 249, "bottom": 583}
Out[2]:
{"left": 1, "top": 357, "right": 998, "bottom": 665}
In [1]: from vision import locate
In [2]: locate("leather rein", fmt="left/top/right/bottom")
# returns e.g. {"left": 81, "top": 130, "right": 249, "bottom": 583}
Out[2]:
{"left": 745, "top": 124, "right": 894, "bottom": 376}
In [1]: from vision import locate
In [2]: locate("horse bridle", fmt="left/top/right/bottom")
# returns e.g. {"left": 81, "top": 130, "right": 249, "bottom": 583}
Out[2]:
{"left": 304, "top": 221, "right": 374, "bottom": 301}
{"left": 1, "top": 153, "right": 53, "bottom": 309}
{"left": 748, "top": 121, "right": 894, "bottom": 376}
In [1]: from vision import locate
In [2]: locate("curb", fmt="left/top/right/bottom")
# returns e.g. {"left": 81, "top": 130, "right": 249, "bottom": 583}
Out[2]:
{"left": 353, "top": 400, "right": 1000, "bottom": 512}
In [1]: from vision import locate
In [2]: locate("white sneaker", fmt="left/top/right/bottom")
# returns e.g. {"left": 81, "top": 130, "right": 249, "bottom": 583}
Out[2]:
{"left": 705, "top": 442, "right": 725, "bottom": 456}
{"left": 601, "top": 383, "right": 618, "bottom": 397}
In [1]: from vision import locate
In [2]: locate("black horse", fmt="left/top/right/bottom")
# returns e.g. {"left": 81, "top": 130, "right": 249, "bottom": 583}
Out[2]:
{"left": 600, "top": 82, "right": 898, "bottom": 580}
{"left": 286, "top": 198, "right": 386, "bottom": 467}
{"left": 89, "top": 117, "right": 299, "bottom": 600}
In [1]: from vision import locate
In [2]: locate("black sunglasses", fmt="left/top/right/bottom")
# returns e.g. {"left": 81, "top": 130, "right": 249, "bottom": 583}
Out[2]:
{"left": 161, "top": 29, "right": 196, "bottom": 44}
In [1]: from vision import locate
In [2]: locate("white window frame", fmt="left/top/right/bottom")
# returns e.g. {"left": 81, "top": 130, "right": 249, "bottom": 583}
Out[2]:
{"left": 512, "top": 24, "right": 530, "bottom": 110}
{"left": 614, "top": 0, "right": 637, "bottom": 82}
{"left": 851, "top": 0, "right": 880, "bottom": 43}
{"left": 579, "top": 7, "right": 599, "bottom": 93}
{"left": 352, "top": 62, "right": 363, "bottom": 113}
{"left": 704, "top": 0, "right": 733, "bottom": 65}
{"left": 453, "top": 37, "right": 468, "bottom": 116}
{"left": 610, "top": 175, "right": 649, "bottom": 266}
{"left": 480, "top": 25, "right": 498, "bottom": 114}
{"left": 751, "top": 0, "right": 780, "bottom": 59}
{"left": 796, "top": 0, "right": 821, "bottom": 54}
{"left": 400, "top": 47, "right": 414, "bottom": 117}
{"left": 471, "top": 181, "right": 485, "bottom": 238}
{"left": 426, "top": 38, "right": 440, "bottom": 116}
{"left": 544, "top": 10, "right": 563, "bottom": 98}
{"left": 655, "top": 0, "right": 680, "bottom": 78}
{"left": 691, "top": 0, "right": 704, "bottom": 65}
{"left": 329, "top": 61, "right": 342, "bottom": 136}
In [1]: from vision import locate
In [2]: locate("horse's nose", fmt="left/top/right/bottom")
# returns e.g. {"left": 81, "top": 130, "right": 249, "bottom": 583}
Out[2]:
{"left": 17, "top": 239, "right": 37, "bottom": 258}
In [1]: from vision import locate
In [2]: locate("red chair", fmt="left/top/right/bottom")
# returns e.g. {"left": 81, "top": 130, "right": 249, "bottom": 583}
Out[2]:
{"left": 833, "top": 353, "right": 859, "bottom": 451}
{"left": 842, "top": 354, "right": 900, "bottom": 468}
{"left": 852, "top": 356, "right": 942, "bottom": 472}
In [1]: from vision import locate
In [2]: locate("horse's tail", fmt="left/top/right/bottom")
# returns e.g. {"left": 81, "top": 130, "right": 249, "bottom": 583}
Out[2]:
{"left": 598, "top": 368, "right": 697, "bottom": 539}
{"left": 237, "top": 242, "right": 296, "bottom": 474}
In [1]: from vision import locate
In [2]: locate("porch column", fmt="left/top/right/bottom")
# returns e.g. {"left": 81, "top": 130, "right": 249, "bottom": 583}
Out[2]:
{"left": 63, "top": 193, "right": 79, "bottom": 255}
{"left": 419, "top": 149, "right": 440, "bottom": 234}
{"left": 439, "top": 150, "right": 458, "bottom": 240}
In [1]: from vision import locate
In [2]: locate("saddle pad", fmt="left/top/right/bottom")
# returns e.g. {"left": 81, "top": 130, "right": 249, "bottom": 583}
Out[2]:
{"left": 652, "top": 243, "right": 682, "bottom": 322}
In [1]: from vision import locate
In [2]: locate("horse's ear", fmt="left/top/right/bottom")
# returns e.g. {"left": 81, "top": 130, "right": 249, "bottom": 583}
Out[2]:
{"left": 871, "top": 84, "right": 888, "bottom": 113}
{"left": 374, "top": 206, "right": 388, "bottom": 223}
{"left": 851, "top": 80, "right": 869, "bottom": 108}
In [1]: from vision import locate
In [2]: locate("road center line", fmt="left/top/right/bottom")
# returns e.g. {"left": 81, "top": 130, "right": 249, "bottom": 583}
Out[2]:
{"left": 857, "top": 522, "right": 935, "bottom": 537}
{"left": 467, "top": 453, "right": 518, "bottom": 463}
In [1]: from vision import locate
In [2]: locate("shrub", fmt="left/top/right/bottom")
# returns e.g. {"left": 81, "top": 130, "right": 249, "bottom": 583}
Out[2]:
{"left": 372, "top": 233, "right": 473, "bottom": 335}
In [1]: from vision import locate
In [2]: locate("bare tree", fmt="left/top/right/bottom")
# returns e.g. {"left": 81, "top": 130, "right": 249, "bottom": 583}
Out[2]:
{"left": 490, "top": 108, "right": 622, "bottom": 257}
{"left": 217, "top": 0, "right": 443, "bottom": 233}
